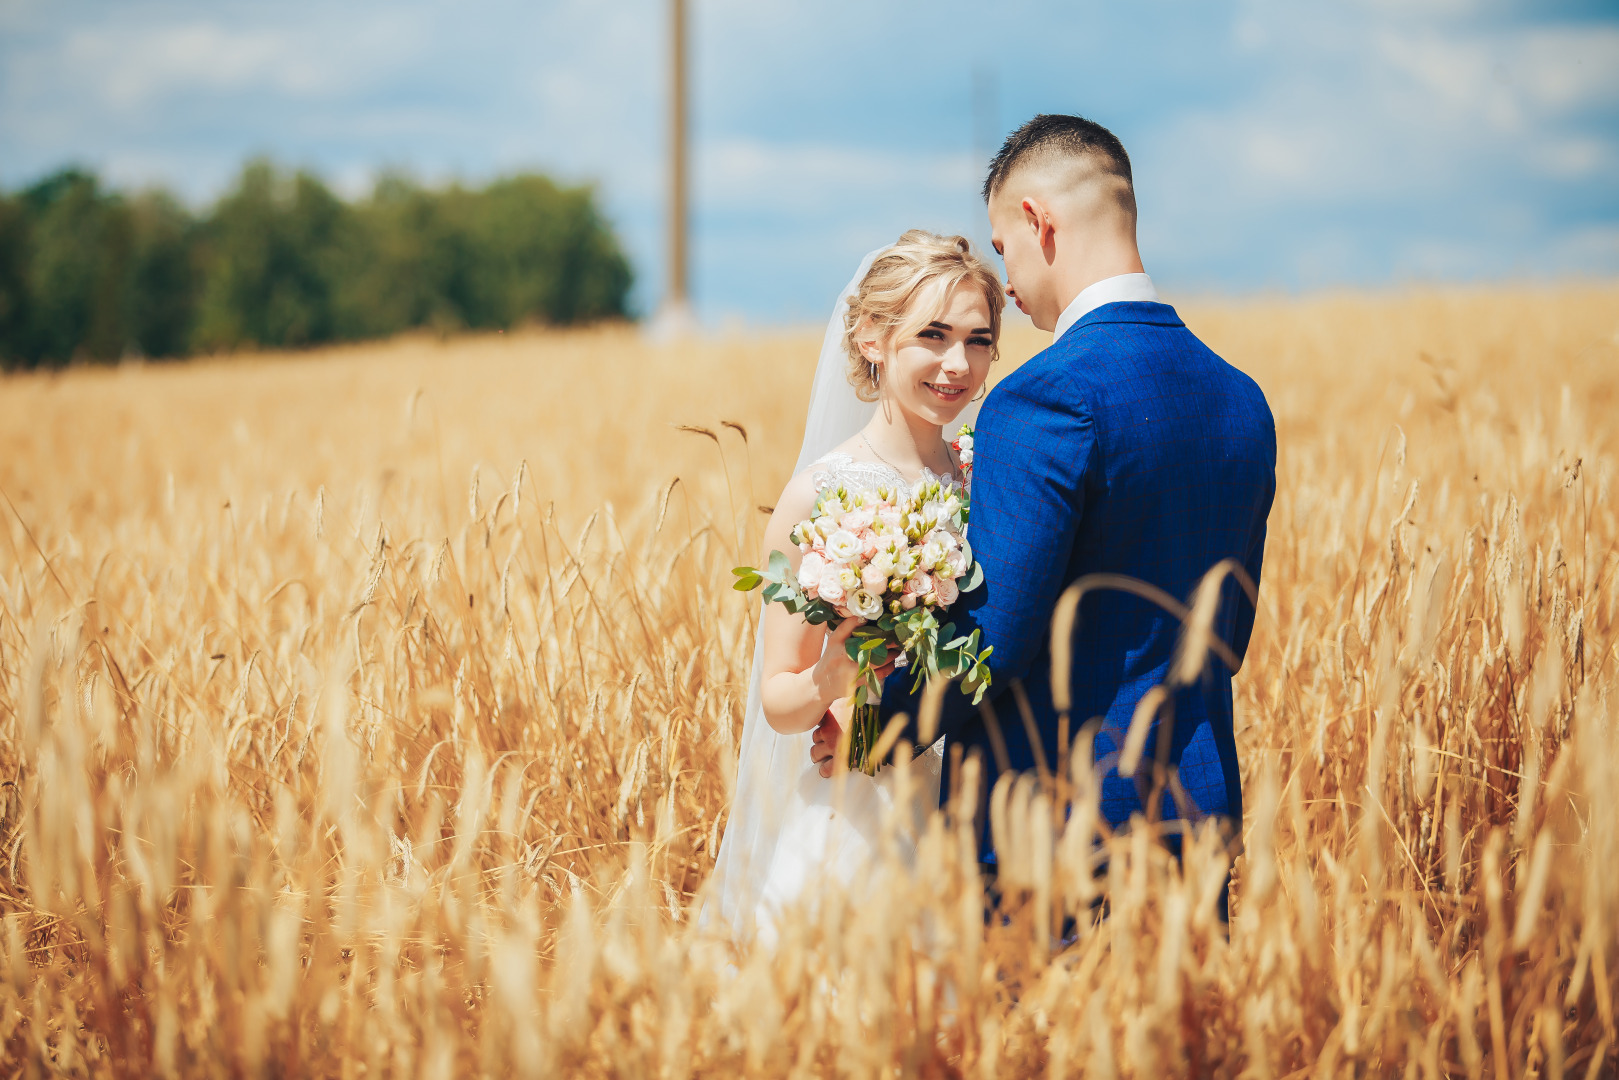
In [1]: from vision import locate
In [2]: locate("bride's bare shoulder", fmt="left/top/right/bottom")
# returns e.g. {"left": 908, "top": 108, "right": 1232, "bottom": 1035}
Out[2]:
{"left": 769, "top": 467, "right": 823, "bottom": 529}
{"left": 765, "top": 436, "right": 877, "bottom": 540}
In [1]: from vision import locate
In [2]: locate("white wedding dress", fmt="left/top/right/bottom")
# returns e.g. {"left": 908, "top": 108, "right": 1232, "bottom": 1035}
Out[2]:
{"left": 706, "top": 250, "right": 968, "bottom": 946}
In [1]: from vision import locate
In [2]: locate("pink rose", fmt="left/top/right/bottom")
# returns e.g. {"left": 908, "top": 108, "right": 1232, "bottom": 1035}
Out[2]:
{"left": 861, "top": 565, "right": 888, "bottom": 592}
{"left": 817, "top": 570, "right": 846, "bottom": 605}
{"left": 903, "top": 572, "right": 933, "bottom": 597}
{"left": 901, "top": 593, "right": 918, "bottom": 610}
{"left": 934, "top": 576, "right": 959, "bottom": 606}
{"left": 840, "top": 508, "right": 875, "bottom": 531}
{"left": 797, "top": 552, "right": 826, "bottom": 592}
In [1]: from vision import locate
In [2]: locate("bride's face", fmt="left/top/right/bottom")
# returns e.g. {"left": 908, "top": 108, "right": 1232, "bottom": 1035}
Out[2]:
{"left": 867, "top": 282, "right": 995, "bottom": 426}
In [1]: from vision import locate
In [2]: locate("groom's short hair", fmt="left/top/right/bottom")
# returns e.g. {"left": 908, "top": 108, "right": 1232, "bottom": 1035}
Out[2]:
{"left": 983, "top": 114, "right": 1134, "bottom": 211}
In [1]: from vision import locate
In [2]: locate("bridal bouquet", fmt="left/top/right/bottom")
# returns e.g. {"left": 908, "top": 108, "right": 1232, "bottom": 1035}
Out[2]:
{"left": 733, "top": 468, "right": 992, "bottom": 775}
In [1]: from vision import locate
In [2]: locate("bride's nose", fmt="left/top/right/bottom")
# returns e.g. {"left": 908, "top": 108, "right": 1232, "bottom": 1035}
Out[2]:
{"left": 940, "top": 341, "right": 970, "bottom": 374}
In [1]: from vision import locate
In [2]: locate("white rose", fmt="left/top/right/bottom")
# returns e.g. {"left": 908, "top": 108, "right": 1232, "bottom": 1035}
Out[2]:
{"left": 825, "top": 529, "right": 863, "bottom": 562}
{"left": 955, "top": 433, "right": 973, "bottom": 453}
{"left": 944, "top": 548, "right": 968, "bottom": 579}
{"left": 797, "top": 552, "right": 826, "bottom": 592}
{"left": 919, "top": 541, "right": 945, "bottom": 568}
{"left": 869, "top": 551, "right": 895, "bottom": 575}
{"left": 851, "top": 588, "right": 882, "bottom": 620}
{"left": 837, "top": 566, "right": 860, "bottom": 592}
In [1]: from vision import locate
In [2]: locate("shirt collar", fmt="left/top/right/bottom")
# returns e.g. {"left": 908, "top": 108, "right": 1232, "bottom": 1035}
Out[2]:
{"left": 1052, "top": 272, "right": 1159, "bottom": 341}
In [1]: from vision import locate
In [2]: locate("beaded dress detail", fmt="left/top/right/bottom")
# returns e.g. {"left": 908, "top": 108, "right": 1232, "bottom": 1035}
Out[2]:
{"left": 808, "top": 451, "right": 965, "bottom": 498}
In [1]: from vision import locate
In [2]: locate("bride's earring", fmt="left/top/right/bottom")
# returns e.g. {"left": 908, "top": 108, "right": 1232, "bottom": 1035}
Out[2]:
{"left": 869, "top": 361, "right": 880, "bottom": 388}
{"left": 971, "top": 383, "right": 987, "bottom": 402}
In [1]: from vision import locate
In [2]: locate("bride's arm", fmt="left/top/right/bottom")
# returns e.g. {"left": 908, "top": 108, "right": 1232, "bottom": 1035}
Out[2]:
{"left": 757, "top": 472, "right": 864, "bottom": 735}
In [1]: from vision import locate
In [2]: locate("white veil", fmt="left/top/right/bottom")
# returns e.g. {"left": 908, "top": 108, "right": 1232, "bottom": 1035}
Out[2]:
{"left": 706, "top": 248, "right": 887, "bottom": 935}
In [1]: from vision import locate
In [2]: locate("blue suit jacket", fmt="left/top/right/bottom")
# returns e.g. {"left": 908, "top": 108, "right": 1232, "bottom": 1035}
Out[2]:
{"left": 880, "top": 301, "right": 1276, "bottom": 854}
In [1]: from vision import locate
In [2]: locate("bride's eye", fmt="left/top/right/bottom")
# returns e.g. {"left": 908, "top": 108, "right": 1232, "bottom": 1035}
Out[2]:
{"left": 967, "top": 336, "right": 993, "bottom": 348}
{"left": 917, "top": 329, "right": 945, "bottom": 341}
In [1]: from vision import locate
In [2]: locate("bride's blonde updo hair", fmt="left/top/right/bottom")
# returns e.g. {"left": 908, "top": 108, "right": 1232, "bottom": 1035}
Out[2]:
{"left": 843, "top": 230, "right": 1005, "bottom": 402}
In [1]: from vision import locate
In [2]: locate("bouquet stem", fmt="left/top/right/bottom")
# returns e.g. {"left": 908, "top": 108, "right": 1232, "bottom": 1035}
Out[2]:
{"left": 846, "top": 676, "right": 884, "bottom": 777}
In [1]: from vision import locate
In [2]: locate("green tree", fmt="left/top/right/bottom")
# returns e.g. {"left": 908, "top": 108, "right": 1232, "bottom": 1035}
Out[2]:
{"left": 0, "top": 160, "right": 634, "bottom": 365}
{"left": 454, "top": 175, "right": 632, "bottom": 327}
{"left": 0, "top": 194, "right": 29, "bottom": 369}
{"left": 192, "top": 160, "right": 353, "bottom": 351}
{"left": 127, "top": 191, "right": 200, "bottom": 359}
{"left": 6, "top": 170, "right": 134, "bottom": 366}
{"left": 336, "top": 173, "right": 464, "bottom": 338}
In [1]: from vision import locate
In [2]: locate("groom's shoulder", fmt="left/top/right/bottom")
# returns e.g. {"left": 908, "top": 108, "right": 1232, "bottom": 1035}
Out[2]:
{"left": 994, "top": 301, "right": 1273, "bottom": 421}
{"left": 993, "top": 309, "right": 1153, "bottom": 402}
{"left": 992, "top": 341, "right": 1100, "bottom": 411}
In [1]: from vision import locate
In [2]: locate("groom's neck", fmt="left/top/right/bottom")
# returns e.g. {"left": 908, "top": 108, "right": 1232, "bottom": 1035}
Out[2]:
{"left": 1053, "top": 230, "right": 1147, "bottom": 314}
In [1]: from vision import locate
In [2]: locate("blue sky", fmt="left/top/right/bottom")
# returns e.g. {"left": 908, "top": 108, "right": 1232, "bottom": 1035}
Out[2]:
{"left": 2, "top": 0, "right": 1616, "bottom": 322}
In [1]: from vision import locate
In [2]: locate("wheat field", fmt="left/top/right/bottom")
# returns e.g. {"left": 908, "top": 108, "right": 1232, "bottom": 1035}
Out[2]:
{"left": 0, "top": 286, "right": 1616, "bottom": 1077}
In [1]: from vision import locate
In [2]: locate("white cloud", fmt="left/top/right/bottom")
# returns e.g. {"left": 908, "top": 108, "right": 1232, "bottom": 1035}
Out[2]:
{"left": 1379, "top": 27, "right": 1619, "bottom": 134}
{"left": 699, "top": 139, "right": 976, "bottom": 214}
{"left": 1508, "top": 28, "right": 1619, "bottom": 111}
{"left": 65, "top": 24, "right": 317, "bottom": 107}
{"left": 1536, "top": 136, "right": 1612, "bottom": 180}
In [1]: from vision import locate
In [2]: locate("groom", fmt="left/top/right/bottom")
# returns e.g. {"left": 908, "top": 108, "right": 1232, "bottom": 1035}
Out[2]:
{"left": 811, "top": 114, "right": 1276, "bottom": 896}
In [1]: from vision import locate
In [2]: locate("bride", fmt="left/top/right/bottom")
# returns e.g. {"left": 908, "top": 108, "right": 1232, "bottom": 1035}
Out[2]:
{"left": 709, "top": 230, "right": 1005, "bottom": 943}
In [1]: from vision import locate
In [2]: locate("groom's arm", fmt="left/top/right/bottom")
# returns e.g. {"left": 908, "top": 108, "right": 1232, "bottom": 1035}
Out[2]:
{"left": 1230, "top": 423, "right": 1277, "bottom": 665}
{"left": 878, "top": 373, "right": 1096, "bottom": 750}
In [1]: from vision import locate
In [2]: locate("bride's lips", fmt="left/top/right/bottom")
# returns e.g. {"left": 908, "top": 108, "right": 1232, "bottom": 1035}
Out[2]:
{"left": 924, "top": 381, "right": 967, "bottom": 402}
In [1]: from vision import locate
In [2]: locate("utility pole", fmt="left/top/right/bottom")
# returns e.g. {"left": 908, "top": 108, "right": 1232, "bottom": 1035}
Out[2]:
{"left": 652, "top": 0, "right": 696, "bottom": 337}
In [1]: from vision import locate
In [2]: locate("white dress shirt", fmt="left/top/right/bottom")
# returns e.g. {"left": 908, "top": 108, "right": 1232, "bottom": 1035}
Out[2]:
{"left": 1051, "top": 272, "right": 1160, "bottom": 342}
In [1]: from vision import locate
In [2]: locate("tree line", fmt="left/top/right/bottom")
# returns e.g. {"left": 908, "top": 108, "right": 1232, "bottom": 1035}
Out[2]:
{"left": 0, "top": 161, "right": 635, "bottom": 369}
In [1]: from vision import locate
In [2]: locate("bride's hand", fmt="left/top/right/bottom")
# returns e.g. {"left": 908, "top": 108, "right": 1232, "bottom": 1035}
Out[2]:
{"left": 811, "top": 707, "right": 843, "bottom": 778}
{"left": 811, "top": 619, "right": 899, "bottom": 706}
{"left": 810, "top": 618, "right": 864, "bottom": 705}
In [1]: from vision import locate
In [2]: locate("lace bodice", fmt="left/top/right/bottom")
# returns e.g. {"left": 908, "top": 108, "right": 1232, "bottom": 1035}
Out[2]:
{"left": 808, "top": 451, "right": 963, "bottom": 495}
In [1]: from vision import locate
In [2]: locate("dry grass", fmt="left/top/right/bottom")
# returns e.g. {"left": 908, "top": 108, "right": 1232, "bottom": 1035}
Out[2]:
{"left": 0, "top": 285, "right": 1616, "bottom": 1076}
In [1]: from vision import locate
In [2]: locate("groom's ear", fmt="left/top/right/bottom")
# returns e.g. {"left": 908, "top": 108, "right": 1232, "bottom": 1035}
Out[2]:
{"left": 1022, "top": 197, "right": 1056, "bottom": 249}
